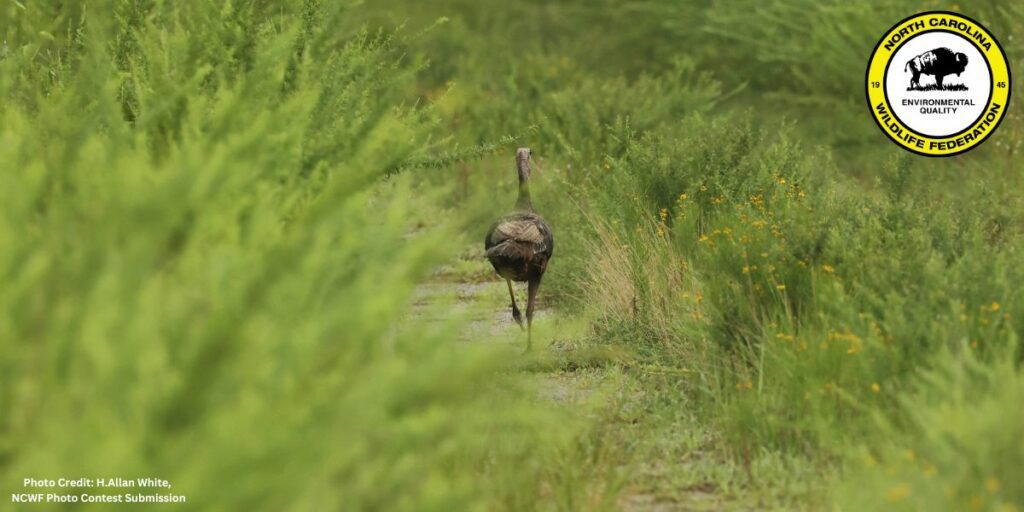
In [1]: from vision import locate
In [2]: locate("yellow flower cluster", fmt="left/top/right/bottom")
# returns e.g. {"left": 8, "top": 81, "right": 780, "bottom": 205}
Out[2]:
{"left": 829, "top": 331, "right": 863, "bottom": 355}
{"left": 749, "top": 193, "right": 766, "bottom": 213}
{"left": 657, "top": 208, "right": 669, "bottom": 238}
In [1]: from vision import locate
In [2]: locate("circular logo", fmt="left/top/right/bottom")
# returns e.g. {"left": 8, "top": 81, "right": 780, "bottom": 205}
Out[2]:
{"left": 866, "top": 12, "right": 1011, "bottom": 156}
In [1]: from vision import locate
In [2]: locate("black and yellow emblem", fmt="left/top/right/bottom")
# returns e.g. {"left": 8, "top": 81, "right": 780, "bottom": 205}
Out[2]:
{"left": 866, "top": 11, "right": 1011, "bottom": 156}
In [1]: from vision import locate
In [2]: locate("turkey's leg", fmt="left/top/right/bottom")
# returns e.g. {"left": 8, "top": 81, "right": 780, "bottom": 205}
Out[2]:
{"left": 507, "top": 279, "right": 524, "bottom": 330}
{"left": 525, "top": 279, "right": 540, "bottom": 352}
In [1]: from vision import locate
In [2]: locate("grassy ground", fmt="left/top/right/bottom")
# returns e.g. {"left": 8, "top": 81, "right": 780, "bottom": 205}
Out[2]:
{"left": 420, "top": 247, "right": 826, "bottom": 510}
{"left": 2, "top": 1, "right": 1023, "bottom": 510}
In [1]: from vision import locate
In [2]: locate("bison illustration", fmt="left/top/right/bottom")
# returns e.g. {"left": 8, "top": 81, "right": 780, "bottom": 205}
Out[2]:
{"left": 905, "top": 47, "right": 968, "bottom": 90}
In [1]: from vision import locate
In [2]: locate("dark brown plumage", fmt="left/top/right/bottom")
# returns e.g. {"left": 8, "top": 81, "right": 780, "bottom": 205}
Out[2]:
{"left": 485, "top": 148, "right": 553, "bottom": 351}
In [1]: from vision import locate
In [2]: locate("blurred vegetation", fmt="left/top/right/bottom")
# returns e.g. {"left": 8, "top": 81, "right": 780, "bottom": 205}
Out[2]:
{"left": 2, "top": 0, "right": 1023, "bottom": 510}
{"left": 0, "top": 2, "right": 580, "bottom": 510}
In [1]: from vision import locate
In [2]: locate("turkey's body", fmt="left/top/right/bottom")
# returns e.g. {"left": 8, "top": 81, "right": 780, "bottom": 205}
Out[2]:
{"left": 485, "top": 147, "right": 552, "bottom": 351}
{"left": 485, "top": 212, "right": 553, "bottom": 283}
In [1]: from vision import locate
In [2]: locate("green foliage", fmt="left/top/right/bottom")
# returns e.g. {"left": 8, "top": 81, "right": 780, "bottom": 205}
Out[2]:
{"left": 374, "top": 0, "right": 1021, "bottom": 506}
{"left": 569, "top": 105, "right": 1024, "bottom": 505}
{"left": 835, "top": 344, "right": 1024, "bottom": 511}
{"left": 0, "top": 2, "right": 572, "bottom": 510}
{"left": 3, "top": 0, "right": 1023, "bottom": 509}
{"left": 569, "top": 65, "right": 1024, "bottom": 512}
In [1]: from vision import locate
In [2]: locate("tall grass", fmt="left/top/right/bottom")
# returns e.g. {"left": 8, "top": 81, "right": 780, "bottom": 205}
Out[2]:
{"left": 4, "top": 0, "right": 1023, "bottom": 509}
{"left": 339, "top": 0, "right": 1024, "bottom": 508}
{"left": 564, "top": 36, "right": 1023, "bottom": 512}
{"left": 0, "top": 2, "right": 578, "bottom": 510}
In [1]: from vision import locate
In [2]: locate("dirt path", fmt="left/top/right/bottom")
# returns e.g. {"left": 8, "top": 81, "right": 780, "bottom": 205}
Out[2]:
{"left": 412, "top": 259, "right": 743, "bottom": 511}
{"left": 411, "top": 280, "right": 552, "bottom": 346}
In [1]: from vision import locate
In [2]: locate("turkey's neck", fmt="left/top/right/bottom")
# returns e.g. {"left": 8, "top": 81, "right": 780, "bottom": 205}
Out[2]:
{"left": 515, "top": 155, "right": 533, "bottom": 210}
{"left": 516, "top": 178, "right": 533, "bottom": 211}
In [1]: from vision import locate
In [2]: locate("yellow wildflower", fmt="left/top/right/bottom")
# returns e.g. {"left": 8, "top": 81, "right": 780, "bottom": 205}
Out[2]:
{"left": 871, "top": 383, "right": 880, "bottom": 393}
{"left": 847, "top": 339, "right": 862, "bottom": 355}
{"left": 986, "top": 477, "right": 1001, "bottom": 493}
{"left": 886, "top": 483, "right": 911, "bottom": 502}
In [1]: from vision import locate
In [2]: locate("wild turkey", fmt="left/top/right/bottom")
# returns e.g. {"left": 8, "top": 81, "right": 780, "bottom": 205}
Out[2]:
{"left": 484, "top": 148, "right": 554, "bottom": 351}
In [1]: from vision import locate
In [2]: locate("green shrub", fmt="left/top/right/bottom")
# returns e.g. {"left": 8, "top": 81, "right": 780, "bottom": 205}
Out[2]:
{"left": 0, "top": 2, "right": 573, "bottom": 510}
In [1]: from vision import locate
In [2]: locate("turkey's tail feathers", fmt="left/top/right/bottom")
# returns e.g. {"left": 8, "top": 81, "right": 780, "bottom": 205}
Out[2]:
{"left": 486, "top": 239, "right": 535, "bottom": 261}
